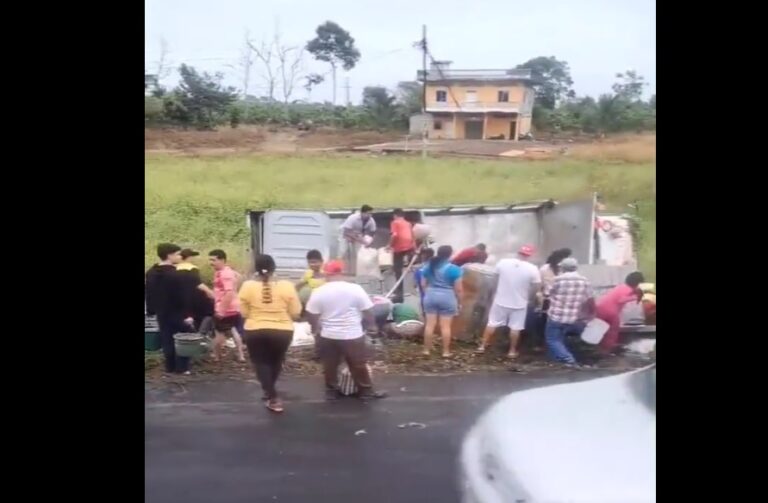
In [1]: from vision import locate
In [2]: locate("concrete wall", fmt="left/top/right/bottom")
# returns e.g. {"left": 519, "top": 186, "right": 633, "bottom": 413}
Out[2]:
{"left": 419, "top": 112, "right": 528, "bottom": 140}
{"left": 518, "top": 115, "right": 532, "bottom": 135}
{"left": 430, "top": 114, "right": 456, "bottom": 139}
{"left": 409, "top": 113, "right": 432, "bottom": 135}
{"left": 485, "top": 116, "right": 513, "bottom": 138}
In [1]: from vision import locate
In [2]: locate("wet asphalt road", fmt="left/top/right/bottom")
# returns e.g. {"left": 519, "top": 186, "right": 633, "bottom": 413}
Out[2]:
{"left": 145, "top": 370, "right": 618, "bottom": 503}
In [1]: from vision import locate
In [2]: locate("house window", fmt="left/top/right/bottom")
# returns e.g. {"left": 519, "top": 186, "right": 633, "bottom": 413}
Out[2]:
{"left": 498, "top": 90, "right": 509, "bottom": 102}
{"left": 436, "top": 90, "right": 447, "bottom": 102}
{"left": 434, "top": 120, "right": 443, "bottom": 130}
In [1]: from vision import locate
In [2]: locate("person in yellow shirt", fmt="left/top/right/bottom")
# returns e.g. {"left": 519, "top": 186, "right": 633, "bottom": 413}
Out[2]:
{"left": 295, "top": 249, "right": 326, "bottom": 295}
{"left": 238, "top": 254, "right": 302, "bottom": 413}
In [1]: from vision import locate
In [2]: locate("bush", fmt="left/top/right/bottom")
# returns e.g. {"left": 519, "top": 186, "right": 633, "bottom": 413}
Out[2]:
{"left": 144, "top": 97, "right": 164, "bottom": 123}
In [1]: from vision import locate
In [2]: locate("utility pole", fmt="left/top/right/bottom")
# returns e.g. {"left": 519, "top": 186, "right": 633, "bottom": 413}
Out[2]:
{"left": 242, "top": 32, "right": 253, "bottom": 99}
{"left": 421, "top": 24, "right": 428, "bottom": 159}
{"left": 421, "top": 25, "right": 427, "bottom": 113}
{"left": 344, "top": 77, "right": 351, "bottom": 106}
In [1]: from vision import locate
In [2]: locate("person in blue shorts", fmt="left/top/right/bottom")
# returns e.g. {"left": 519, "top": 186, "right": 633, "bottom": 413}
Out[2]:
{"left": 419, "top": 245, "right": 464, "bottom": 358}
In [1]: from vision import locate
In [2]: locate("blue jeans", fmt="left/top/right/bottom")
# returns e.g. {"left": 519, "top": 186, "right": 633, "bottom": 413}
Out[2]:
{"left": 545, "top": 319, "right": 582, "bottom": 364}
{"left": 157, "top": 316, "right": 191, "bottom": 373}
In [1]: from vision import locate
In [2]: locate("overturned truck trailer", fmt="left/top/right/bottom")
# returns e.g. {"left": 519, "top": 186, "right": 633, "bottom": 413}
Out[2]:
{"left": 246, "top": 198, "right": 649, "bottom": 341}
{"left": 246, "top": 197, "right": 635, "bottom": 283}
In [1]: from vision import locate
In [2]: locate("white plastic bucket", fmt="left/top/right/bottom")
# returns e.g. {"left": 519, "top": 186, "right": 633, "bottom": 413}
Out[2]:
{"left": 378, "top": 248, "right": 394, "bottom": 267}
{"left": 581, "top": 318, "right": 610, "bottom": 344}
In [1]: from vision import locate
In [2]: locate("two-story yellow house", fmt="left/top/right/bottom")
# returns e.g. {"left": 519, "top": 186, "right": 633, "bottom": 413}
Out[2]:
{"left": 414, "top": 61, "right": 535, "bottom": 141}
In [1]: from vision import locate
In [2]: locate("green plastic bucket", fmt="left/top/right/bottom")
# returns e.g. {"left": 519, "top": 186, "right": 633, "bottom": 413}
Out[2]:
{"left": 173, "top": 333, "right": 210, "bottom": 358}
{"left": 145, "top": 330, "right": 161, "bottom": 352}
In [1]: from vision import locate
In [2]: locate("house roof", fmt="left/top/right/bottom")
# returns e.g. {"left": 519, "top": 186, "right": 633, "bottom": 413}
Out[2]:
{"left": 418, "top": 68, "right": 537, "bottom": 84}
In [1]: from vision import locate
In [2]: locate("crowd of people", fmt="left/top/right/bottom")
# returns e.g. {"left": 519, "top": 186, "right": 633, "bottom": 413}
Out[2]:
{"left": 145, "top": 205, "right": 651, "bottom": 411}
{"left": 145, "top": 243, "right": 387, "bottom": 413}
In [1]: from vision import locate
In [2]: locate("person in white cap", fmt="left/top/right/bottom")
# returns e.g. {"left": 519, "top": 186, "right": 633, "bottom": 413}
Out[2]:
{"left": 477, "top": 244, "right": 541, "bottom": 359}
{"left": 546, "top": 257, "right": 595, "bottom": 366}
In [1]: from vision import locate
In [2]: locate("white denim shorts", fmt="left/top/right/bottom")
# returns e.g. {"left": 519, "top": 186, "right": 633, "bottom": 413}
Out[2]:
{"left": 487, "top": 304, "right": 527, "bottom": 331}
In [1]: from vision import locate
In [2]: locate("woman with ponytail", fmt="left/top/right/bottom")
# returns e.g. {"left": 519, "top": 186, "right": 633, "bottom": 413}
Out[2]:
{"left": 419, "top": 245, "right": 464, "bottom": 357}
{"left": 238, "top": 254, "right": 302, "bottom": 413}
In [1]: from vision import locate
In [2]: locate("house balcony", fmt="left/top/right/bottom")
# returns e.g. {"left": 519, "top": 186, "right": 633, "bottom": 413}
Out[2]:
{"left": 425, "top": 101, "right": 522, "bottom": 114}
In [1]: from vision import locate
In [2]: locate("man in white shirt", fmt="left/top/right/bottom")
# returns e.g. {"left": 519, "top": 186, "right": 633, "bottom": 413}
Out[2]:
{"left": 305, "top": 260, "right": 387, "bottom": 401}
{"left": 337, "top": 204, "right": 377, "bottom": 274}
{"left": 477, "top": 244, "right": 542, "bottom": 359}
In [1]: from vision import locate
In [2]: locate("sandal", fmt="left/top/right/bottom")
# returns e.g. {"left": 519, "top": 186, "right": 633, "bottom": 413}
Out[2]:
{"left": 475, "top": 346, "right": 486, "bottom": 354}
{"left": 442, "top": 353, "right": 453, "bottom": 359}
{"left": 265, "top": 399, "right": 284, "bottom": 413}
{"left": 506, "top": 352, "right": 519, "bottom": 360}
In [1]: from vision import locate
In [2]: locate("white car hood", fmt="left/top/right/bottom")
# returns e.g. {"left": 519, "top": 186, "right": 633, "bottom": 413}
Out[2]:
{"left": 464, "top": 368, "right": 655, "bottom": 503}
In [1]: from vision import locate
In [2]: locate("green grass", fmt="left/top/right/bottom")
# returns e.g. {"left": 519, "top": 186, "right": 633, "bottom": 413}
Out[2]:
{"left": 146, "top": 153, "right": 656, "bottom": 280}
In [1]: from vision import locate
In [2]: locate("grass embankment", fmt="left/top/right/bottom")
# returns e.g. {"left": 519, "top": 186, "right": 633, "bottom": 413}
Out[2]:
{"left": 146, "top": 138, "right": 655, "bottom": 281}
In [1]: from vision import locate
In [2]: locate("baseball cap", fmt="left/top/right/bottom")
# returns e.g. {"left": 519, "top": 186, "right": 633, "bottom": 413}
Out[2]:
{"left": 323, "top": 260, "right": 345, "bottom": 275}
{"left": 518, "top": 244, "right": 535, "bottom": 257}
{"left": 180, "top": 248, "right": 200, "bottom": 259}
{"left": 559, "top": 257, "right": 579, "bottom": 271}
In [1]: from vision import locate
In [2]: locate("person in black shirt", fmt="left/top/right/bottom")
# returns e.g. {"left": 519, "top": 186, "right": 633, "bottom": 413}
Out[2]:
{"left": 146, "top": 243, "right": 201, "bottom": 374}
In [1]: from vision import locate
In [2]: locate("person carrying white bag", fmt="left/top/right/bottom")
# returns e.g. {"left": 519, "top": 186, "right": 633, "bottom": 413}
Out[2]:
{"left": 337, "top": 204, "right": 377, "bottom": 275}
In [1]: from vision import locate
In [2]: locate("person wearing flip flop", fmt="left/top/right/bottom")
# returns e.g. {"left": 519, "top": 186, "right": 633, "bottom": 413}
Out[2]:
{"left": 420, "top": 245, "right": 464, "bottom": 358}
{"left": 477, "top": 244, "right": 541, "bottom": 359}
{"left": 208, "top": 249, "right": 247, "bottom": 363}
{"left": 238, "top": 254, "right": 302, "bottom": 413}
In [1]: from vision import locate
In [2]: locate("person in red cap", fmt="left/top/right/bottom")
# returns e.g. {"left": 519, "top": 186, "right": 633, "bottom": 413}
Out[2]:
{"left": 451, "top": 243, "right": 488, "bottom": 267}
{"left": 305, "top": 260, "right": 387, "bottom": 401}
{"left": 477, "top": 244, "right": 542, "bottom": 359}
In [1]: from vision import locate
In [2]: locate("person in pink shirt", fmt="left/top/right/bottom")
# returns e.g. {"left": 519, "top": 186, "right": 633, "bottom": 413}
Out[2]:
{"left": 209, "top": 249, "right": 246, "bottom": 363}
{"left": 596, "top": 271, "right": 645, "bottom": 354}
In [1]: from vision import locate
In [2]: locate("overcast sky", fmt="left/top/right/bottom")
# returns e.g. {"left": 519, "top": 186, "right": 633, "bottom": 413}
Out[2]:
{"left": 145, "top": 0, "right": 655, "bottom": 104}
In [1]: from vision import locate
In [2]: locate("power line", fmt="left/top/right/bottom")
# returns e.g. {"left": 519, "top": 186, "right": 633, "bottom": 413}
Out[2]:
{"left": 426, "top": 50, "right": 462, "bottom": 111}
{"left": 344, "top": 77, "right": 351, "bottom": 106}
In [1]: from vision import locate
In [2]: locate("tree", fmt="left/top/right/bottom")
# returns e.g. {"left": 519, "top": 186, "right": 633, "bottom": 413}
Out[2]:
{"left": 247, "top": 37, "right": 279, "bottom": 101}
{"left": 274, "top": 36, "right": 305, "bottom": 103}
{"left": 395, "top": 81, "right": 422, "bottom": 115}
{"left": 246, "top": 26, "right": 307, "bottom": 103}
{"left": 306, "top": 21, "right": 361, "bottom": 105}
{"left": 612, "top": 70, "right": 647, "bottom": 101}
{"left": 154, "top": 37, "right": 173, "bottom": 84}
{"left": 362, "top": 86, "right": 397, "bottom": 128}
{"left": 169, "top": 64, "right": 238, "bottom": 129}
{"left": 227, "top": 31, "right": 254, "bottom": 99}
{"left": 304, "top": 73, "right": 325, "bottom": 100}
{"left": 517, "top": 56, "right": 575, "bottom": 109}
{"left": 649, "top": 94, "right": 656, "bottom": 109}
{"left": 144, "top": 96, "right": 164, "bottom": 123}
